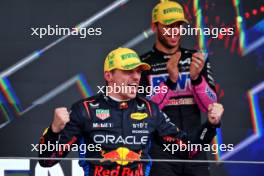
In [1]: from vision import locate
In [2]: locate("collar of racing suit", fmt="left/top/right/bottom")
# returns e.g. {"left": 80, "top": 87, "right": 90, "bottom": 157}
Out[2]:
{"left": 101, "top": 94, "right": 152, "bottom": 113}
{"left": 108, "top": 95, "right": 130, "bottom": 102}
{"left": 102, "top": 94, "right": 133, "bottom": 110}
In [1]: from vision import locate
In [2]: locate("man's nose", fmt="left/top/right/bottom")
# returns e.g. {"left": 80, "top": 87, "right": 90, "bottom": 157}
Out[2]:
{"left": 131, "top": 70, "right": 141, "bottom": 81}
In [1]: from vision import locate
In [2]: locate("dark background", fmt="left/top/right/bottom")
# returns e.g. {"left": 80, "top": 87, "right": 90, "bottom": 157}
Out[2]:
{"left": 0, "top": 0, "right": 263, "bottom": 176}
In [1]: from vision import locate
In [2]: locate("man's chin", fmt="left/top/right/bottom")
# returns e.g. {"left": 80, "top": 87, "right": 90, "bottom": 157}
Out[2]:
{"left": 168, "top": 39, "right": 179, "bottom": 47}
{"left": 126, "top": 93, "right": 137, "bottom": 99}
{"left": 161, "top": 39, "right": 179, "bottom": 49}
{"left": 164, "top": 37, "right": 180, "bottom": 47}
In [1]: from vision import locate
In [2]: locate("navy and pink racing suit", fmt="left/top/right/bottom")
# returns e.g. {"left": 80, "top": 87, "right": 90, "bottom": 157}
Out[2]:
{"left": 140, "top": 46, "right": 218, "bottom": 176}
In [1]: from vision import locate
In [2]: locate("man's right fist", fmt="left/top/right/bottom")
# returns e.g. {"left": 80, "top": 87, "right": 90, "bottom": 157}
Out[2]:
{"left": 51, "top": 107, "right": 70, "bottom": 133}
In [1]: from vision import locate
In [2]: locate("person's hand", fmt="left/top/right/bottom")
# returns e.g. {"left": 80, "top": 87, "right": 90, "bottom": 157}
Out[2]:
{"left": 167, "top": 52, "right": 181, "bottom": 83}
{"left": 51, "top": 107, "right": 70, "bottom": 133}
{"left": 207, "top": 103, "right": 224, "bottom": 125}
{"left": 190, "top": 52, "right": 206, "bottom": 80}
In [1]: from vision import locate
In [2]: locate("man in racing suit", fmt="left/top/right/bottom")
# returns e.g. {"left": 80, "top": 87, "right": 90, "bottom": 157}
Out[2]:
{"left": 140, "top": 1, "right": 218, "bottom": 175}
{"left": 38, "top": 48, "right": 223, "bottom": 176}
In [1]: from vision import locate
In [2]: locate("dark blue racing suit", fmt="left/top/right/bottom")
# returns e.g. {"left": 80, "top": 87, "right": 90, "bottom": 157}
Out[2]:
{"left": 38, "top": 93, "right": 218, "bottom": 176}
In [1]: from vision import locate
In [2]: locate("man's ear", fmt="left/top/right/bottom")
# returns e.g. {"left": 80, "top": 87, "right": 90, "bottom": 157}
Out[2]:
{"left": 151, "top": 23, "right": 157, "bottom": 33}
{"left": 104, "top": 71, "right": 112, "bottom": 83}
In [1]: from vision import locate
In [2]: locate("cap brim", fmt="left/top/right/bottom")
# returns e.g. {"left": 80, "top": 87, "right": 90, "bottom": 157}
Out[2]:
{"left": 119, "top": 62, "right": 151, "bottom": 71}
{"left": 137, "top": 63, "right": 151, "bottom": 71}
{"left": 160, "top": 18, "right": 189, "bottom": 25}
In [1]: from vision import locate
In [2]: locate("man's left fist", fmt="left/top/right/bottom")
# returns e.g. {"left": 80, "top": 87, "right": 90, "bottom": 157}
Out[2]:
{"left": 190, "top": 52, "right": 206, "bottom": 80}
{"left": 207, "top": 103, "right": 224, "bottom": 126}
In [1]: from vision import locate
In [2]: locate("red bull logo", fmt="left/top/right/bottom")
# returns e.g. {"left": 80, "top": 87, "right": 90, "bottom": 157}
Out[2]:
{"left": 100, "top": 147, "right": 142, "bottom": 166}
{"left": 94, "top": 164, "right": 143, "bottom": 176}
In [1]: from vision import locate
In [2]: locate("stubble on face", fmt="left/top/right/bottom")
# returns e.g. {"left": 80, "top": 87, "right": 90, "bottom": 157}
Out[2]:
{"left": 156, "top": 22, "right": 182, "bottom": 49}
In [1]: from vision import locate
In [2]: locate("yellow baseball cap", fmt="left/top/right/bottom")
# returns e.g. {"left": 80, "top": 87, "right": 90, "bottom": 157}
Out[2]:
{"left": 104, "top": 48, "right": 151, "bottom": 72}
{"left": 152, "top": 0, "right": 189, "bottom": 25}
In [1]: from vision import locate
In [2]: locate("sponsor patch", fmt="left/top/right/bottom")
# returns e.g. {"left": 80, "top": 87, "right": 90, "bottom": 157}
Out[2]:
{"left": 94, "top": 163, "right": 143, "bottom": 175}
{"left": 205, "top": 86, "right": 217, "bottom": 101}
{"left": 96, "top": 109, "right": 110, "bottom": 120}
{"left": 136, "top": 103, "right": 146, "bottom": 110}
{"left": 93, "top": 123, "right": 113, "bottom": 128}
{"left": 132, "top": 122, "right": 148, "bottom": 129}
{"left": 89, "top": 102, "right": 99, "bottom": 108}
{"left": 94, "top": 135, "right": 148, "bottom": 145}
{"left": 130, "top": 112, "right": 148, "bottom": 120}
{"left": 132, "top": 130, "right": 149, "bottom": 134}
{"left": 100, "top": 147, "right": 142, "bottom": 166}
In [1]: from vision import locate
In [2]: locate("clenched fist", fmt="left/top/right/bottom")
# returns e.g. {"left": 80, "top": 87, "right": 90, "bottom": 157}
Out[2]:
{"left": 190, "top": 52, "right": 206, "bottom": 80}
{"left": 207, "top": 103, "right": 224, "bottom": 126}
{"left": 167, "top": 51, "right": 181, "bottom": 83}
{"left": 51, "top": 107, "right": 70, "bottom": 133}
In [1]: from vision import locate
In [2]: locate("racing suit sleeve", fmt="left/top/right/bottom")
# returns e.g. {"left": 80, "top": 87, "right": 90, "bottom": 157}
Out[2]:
{"left": 152, "top": 58, "right": 217, "bottom": 112}
{"left": 152, "top": 103, "right": 218, "bottom": 158}
{"left": 38, "top": 104, "right": 83, "bottom": 167}
{"left": 191, "top": 58, "right": 217, "bottom": 112}
{"left": 150, "top": 82, "right": 172, "bottom": 110}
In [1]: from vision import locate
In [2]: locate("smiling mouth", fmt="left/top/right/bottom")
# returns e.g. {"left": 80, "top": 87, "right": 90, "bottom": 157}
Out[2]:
{"left": 127, "top": 83, "right": 138, "bottom": 93}
{"left": 127, "top": 83, "right": 138, "bottom": 87}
